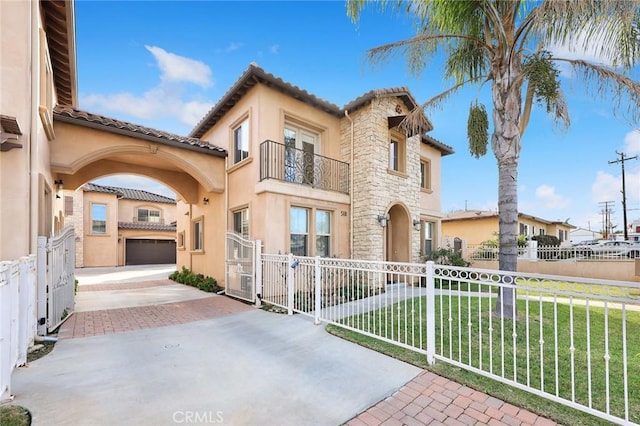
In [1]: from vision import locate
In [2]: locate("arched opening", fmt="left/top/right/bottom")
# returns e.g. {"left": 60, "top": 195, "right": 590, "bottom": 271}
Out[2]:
{"left": 385, "top": 203, "right": 411, "bottom": 263}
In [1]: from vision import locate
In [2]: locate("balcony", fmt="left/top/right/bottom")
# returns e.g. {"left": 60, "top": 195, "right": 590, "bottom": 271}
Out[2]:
{"left": 259, "top": 140, "right": 350, "bottom": 194}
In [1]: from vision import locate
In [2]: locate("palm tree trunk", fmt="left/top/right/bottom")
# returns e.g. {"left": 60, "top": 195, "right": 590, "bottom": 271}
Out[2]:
{"left": 491, "top": 64, "right": 522, "bottom": 319}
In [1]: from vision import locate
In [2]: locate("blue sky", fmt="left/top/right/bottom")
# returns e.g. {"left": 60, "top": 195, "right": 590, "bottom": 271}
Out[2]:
{"left": 78, "top": 1, "right": 640, "bottom": 236}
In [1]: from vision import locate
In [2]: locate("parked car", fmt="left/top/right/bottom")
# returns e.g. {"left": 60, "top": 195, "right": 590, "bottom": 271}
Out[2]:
{"left": 589, "top": 240, "right": 640, "bottom": 258}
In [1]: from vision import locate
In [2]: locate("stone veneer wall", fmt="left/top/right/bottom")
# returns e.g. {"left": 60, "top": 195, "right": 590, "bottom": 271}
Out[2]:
{"left": 341, "top": 96, "right": 421, "bottom": 262}
{"left": 65, "top": 189, "right": 84, "bottom": 267}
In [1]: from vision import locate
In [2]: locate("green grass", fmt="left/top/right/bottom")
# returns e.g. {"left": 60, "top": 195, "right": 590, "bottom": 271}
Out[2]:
{"left": 330, "top": 294, "right": 639, "bottom": 425}
{"left": 0, "top": 405, "right": 30, "bottom": 426}
{"left": 517, "top": 278, "right": 640, "bottom": 299}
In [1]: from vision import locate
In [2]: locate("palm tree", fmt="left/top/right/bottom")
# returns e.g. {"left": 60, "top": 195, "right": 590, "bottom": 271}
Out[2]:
{"left": 348, "top": 0, "right": 640, "bottom": 317}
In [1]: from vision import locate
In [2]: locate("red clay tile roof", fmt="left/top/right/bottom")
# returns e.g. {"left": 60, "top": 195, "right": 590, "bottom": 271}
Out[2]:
{"left": 190, "top": 63, "right": 342, "bottom": 138}
{"left": 118, "top": 222, "right": 177, "bottom": 231}
{"left": 83, "top": 183, "right": 176, "bottom": 204}
{"left": 54, "top": 106, "right": 226, "bottom": 157}
{"left": 189, "top": 63, "right": 454, "bottom": 156}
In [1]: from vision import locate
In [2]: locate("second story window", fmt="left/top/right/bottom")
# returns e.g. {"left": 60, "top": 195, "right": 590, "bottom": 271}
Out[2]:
{"left": 388, "top": 131, "right": 406, "bottom": 174}
{"left": 91, "top": 203, "right": 107, "bottom": 234}
{"left": 420, "top": 160, "right": 431, "bottom": 190}
{"left": 233, "top": 119, "right": 249, "bottom": 164}
{"left": 137, "top": 208, "right": 161, "bottom": 223}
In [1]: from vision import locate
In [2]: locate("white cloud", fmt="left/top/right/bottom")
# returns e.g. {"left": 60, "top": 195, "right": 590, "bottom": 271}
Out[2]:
{"left": 81, "top": 46, "right": 214, "bottom": 129}
{"left": 534, "top": 184, "right": 570, "bottom": 209}
{"left": 216, "top": 42, "right": 243, "bottom": 53}
{"left": 548, "top": 25, "right": 617, "bottom": 77}
{"left": 270, "top": 44, "right": 279, "bottom": 54}
{"left": 591, "top": 171, "right": 621, "bottom": 203}
{"left": 624, "top": 130, "right": 640, "bottom": 155}
{"left": 145, "top": 45, "right": 213, "bottom": 88}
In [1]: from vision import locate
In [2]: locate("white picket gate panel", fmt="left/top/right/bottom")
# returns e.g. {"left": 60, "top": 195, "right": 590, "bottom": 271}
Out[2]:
{"left": 0, "top": 255, "right": 37, "bottom": 402}
{"left": 37, "top": 227, "right": 75, "bottom": 334}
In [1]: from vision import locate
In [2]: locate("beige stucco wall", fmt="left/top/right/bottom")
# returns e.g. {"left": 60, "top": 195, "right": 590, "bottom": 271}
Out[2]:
{"left": 442, "top": 216, "right": 499, "bottom": 246}
{"left": 50, "top": 122, "right": 225, "bottom": 203}
{"left": 82, "top": 191, "right": 118, "bottom": 267}
{"left": 472, "top": 260, "right": 640, "bottom": 283}
{"left": 0, "top": 1, "right": 58, "bottom": 261}
{"left": 117, "top": 199, "right": 176, "bottom": 225}
{"left": 176, "top": 188, "right": 225, "bottom": 283}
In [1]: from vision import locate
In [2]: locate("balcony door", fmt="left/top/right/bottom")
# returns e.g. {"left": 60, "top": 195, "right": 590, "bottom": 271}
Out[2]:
{"left": 284, "top": 124, "right": 317, "bottom": 185}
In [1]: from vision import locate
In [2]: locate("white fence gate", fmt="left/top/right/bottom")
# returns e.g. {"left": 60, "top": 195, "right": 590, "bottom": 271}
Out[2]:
{"left": 37, "top": 226, "right": 75, "bottom": 334}
{"left": 225, "top": 232, "right": 261, "bottom": 303}
{"left": 0, "top": 255, "right": 37, "bottom": 402}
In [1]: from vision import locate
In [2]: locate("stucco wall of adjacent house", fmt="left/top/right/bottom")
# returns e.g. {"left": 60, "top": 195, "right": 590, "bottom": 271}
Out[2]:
{"left": 82, "top": 191, "right": 119, "bottom": 267}
{"left": 472, "top": 259, "right": 640, "bottom": 283}
{"left": 442, "top": 216, "right": 498, "bottom": 246}
{"left": 118, "top": 198, "right": 176, "bottom": 225}
{"left": 0, "top": 2, "right": 58, "bottom": 261}
{"left": 344, "top": 97, "right": 421, "bottom": 262}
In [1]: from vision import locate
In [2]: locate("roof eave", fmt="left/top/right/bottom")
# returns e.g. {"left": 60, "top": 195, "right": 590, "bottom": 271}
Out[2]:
{"left": 54, "top": 113, "right": 227, "bottom": 158}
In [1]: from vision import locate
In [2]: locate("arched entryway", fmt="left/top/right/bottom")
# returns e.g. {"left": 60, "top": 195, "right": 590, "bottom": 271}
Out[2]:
{"left": 385, "top": 203, "right": 411, "bottom": 263}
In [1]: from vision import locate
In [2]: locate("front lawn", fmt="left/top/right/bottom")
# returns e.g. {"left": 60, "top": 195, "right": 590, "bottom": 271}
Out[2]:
{"left": 329, "top": 294, "right": 639, "bottom": 425}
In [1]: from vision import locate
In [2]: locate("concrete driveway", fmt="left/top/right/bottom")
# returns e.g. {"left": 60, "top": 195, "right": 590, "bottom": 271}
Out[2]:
{"left": 12, "top": 310, "right": 421, "bottom": 426}
{"left": 11, "top": 265, "right": 422, "bottom": 425}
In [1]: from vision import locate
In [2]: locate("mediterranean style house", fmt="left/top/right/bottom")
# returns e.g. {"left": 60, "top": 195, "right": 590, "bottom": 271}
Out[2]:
{"left": 441, "top": 210, "right": 576, "bottom": 246}
{"left": 178, "top": 64, "right": 454, "bottom": 278}
{"left": 0, "top": 0, "right": 453, "bottom": 288}
{"left": 65, "top": 183, "right": 177, "bottom": 268}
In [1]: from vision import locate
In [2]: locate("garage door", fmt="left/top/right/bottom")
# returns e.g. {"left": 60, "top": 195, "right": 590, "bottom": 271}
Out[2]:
{"left": 125, "top": 239, "right": 176, "bottom": 265}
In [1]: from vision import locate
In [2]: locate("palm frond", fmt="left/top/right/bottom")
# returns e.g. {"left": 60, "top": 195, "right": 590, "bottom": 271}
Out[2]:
{"left": 532, "top": 0, "right": 640, "bottom": 69}
{"left": 554, "top": 58, "right": 640, "bottom": 123}
{"left": 397, "top": 75, "right": 488, "bottom": 136}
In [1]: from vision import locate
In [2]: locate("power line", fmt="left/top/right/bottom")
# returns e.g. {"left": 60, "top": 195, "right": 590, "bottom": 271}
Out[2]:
{"left": 609, "top": 151, "right": 638, "bottom": 240}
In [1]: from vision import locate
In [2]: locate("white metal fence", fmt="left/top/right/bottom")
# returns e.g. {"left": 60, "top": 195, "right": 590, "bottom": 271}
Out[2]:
{"left": 225, "top": 233, "right": 260, "bottom": 303}
{"left": 37, "top": 226, "right": 75, "bottom": 333}
{"left": 258, "top": 254, "right": 639, "bottom": 425}
{"left": 0, "top": 255, "right": 37, "bottom": 402}
{"left": 468, "top": 243, "right": 640, "bottom": 261}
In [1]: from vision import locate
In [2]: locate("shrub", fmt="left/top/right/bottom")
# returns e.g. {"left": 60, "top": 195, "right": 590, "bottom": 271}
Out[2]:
{"left": 426, "top": 247, "right": 471, "bottom": 267}
{"left": 169, "top": 267, "right": 221, "bottom": 293}
{"left": 531, "top": 234, "right": 560, "bottom": 246}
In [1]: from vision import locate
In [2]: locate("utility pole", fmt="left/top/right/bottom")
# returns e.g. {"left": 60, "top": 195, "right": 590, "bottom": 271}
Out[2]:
{"left": 598, "top": 201, "right": 614, "bottom": 239}
{"left": 609, "top": 151, "right": 638, "bottom": 240}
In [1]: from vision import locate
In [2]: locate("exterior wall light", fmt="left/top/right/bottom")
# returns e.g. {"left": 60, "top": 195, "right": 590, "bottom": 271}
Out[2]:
{"left": 377, "top": 214, "right": 388, "bottom": 228}
{"left": 203, "top": 197, "right": 209, "bottom": 205}
{"left": 413, "top": 219, "right": 421, "bottom": 231}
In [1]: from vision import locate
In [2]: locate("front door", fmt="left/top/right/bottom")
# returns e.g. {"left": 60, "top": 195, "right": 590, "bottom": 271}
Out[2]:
{"left": 385, "top": 204, "right": 410, "bottom": 263}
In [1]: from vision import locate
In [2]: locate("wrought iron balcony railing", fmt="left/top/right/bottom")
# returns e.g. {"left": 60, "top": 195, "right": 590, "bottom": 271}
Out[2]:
{"left": 259, "top": 140, "right": 350, "bottom": 194}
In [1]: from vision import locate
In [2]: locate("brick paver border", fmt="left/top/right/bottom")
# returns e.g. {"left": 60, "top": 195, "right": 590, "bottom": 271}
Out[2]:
{"left": 59, "top": 295, "right": 252, "bottom": 339}
{"left": 347, "top": 371, "right": 557, "bottom": 426}
{"left": 77, "top": 279, "right": 175, "bottom": 292}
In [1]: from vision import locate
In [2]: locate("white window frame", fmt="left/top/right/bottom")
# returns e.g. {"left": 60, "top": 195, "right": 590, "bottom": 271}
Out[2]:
{"left": 192, "top": 217, "right": 204, "bottom": 251}
{"left": 233, "top": 118, "right": 249, "bottom": 164}
{"left": 233, "top": 208, "right": 249, "bottom": 238}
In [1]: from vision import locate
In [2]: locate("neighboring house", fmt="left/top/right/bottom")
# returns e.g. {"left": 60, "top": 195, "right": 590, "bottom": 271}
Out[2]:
{"left": 570, "top": 227, "right": 603, "bottom": 244}
{"left": 64, "top": 183, "right": 177, "bottom": 267}
{"left": 628, "top": 219, "right": 640, "bottom": 243}
{"left": 181, "top": 64, "right": 454, "bottom": 272}
{"left": 442, "top": 210, "right": 575, "bottom": 246}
